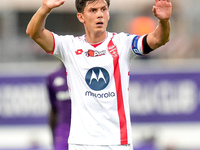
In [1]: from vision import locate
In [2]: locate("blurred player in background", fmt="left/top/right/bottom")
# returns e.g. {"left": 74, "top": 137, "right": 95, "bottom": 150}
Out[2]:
{"left": 46, "top": 64, "right": 71, "bottom": 150}
{"left": 27, "top": 0, "right": 172, "bottom": 149}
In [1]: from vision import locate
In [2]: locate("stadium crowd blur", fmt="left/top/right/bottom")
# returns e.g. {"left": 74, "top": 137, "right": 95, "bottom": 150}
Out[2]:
{"left": 0, "top": 0, "right": 200, "bottom": 63}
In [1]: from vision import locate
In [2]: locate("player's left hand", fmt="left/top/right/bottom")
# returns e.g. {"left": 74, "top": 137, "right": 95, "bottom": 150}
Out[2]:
{"left": 152, "top": 0, "right": 172, "bottom": 21}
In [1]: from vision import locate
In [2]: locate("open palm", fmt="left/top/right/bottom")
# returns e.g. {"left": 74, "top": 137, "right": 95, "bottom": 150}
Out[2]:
{"left": 152, "top": 0, "right": 172, "bottom": 20}
{"left": 43, "top": 0, "right": 66, "bottom": 9}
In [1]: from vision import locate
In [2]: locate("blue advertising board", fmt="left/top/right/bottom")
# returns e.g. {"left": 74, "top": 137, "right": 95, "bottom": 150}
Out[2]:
{"left": 0, "top": 71, "right": 200, "bottom": 125}
{"left": 129, "top": 72, "right": 200, "bottom": 123}
{"left": 0, "top": 76, "right": 49, "bottom": 125}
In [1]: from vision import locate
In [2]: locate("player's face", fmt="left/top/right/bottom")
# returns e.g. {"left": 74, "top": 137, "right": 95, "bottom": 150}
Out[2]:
{"left": 77, "top": 0, "right": 110, "bottom": 36}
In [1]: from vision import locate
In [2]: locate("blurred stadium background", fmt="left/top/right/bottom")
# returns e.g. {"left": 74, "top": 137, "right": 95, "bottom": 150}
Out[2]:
{"left": 0, "top": 0, "right": 200, "bottom": 150}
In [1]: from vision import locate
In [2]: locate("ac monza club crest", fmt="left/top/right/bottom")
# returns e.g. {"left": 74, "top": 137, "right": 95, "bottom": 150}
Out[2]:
{"left": 108, "top": 44, "right": 118, "bottom": 58}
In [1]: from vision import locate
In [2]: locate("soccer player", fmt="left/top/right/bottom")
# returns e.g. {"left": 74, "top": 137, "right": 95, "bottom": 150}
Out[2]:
{"left": 46, "top": 64, "right": 71, "bottom": 150}
{"left": 26, "top": 0, "right": 172, "bottom": 149}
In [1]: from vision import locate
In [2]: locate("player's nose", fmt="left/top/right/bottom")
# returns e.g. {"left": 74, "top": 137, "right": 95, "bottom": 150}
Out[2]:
{"left": 97, "top": 10, "right": 103, "bottom": 18}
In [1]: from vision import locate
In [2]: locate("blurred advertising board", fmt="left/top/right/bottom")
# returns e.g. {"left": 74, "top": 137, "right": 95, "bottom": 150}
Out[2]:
{"left": 0, "top": 76, "right": 49, "bottom": 125}
{"left": 129, "top": 72, "right": 200, "bottom": 123}
{"left": 0, "top": 71, "right": 200, "bottom": 125}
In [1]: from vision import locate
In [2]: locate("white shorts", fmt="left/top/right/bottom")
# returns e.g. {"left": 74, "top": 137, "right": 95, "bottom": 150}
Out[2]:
{"left": 69, "top": 144, "right": 133, "bottom": 150}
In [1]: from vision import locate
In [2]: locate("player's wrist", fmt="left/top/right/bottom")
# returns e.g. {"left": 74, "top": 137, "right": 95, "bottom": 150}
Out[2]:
{"left": 159, "top": 19, "right": 170, "bottom": 24}
{"left": 40, "top": 5, "right": 52, "bottom": 15}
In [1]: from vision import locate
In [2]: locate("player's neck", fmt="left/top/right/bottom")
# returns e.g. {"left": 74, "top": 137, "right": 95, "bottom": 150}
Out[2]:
{"left": 85, "top": 31, "right": 107, "bottom": 44}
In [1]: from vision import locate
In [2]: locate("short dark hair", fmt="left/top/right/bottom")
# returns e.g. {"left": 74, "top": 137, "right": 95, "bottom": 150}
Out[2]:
{"left": 75, "top": 0, "right": 110, "bottom": 13}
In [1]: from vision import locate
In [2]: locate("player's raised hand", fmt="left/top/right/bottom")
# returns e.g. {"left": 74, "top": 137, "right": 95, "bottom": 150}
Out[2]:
{"left": 42, "top": 0, "right": 66, "bottom": 10}
{"left": 152, "top": 0, "right": 172, "bottom": 21}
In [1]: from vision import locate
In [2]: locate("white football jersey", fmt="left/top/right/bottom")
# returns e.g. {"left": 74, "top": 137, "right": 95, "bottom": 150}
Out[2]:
{"left": 51, "top": 32, "right": 145, "bottom": 145}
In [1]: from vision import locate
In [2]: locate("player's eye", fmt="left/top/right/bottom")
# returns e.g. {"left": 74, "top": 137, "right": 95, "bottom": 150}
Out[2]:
{"left": 91, "top": 9, "right": 96, "bottom": 12}
{"left": 102, "top": 7, "right": 107, "bottom": 11}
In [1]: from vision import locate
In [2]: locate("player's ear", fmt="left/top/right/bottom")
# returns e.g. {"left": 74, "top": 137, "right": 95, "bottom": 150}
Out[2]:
{"left": 77, "top": 13, "right": 84, "bottom": 23}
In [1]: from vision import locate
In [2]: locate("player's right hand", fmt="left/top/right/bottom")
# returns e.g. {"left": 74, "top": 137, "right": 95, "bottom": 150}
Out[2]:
{"left": 42, "top": 0, "right": 66, "bottom": 11}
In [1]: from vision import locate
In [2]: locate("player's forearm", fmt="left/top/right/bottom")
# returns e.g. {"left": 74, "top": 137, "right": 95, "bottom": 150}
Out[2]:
{"left": 148, "top": 19, "right": 171, "bottom": 49}
{"left": 157, "top": 19, "right": 171, "bottom": 44}
{"left": 26, "top": 5, "right": 51, "bottom": 40}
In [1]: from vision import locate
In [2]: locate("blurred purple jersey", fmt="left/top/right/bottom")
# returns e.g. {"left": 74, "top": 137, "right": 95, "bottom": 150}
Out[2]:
{"left": 46, "top": 65, "right": 71, "bottom": 150}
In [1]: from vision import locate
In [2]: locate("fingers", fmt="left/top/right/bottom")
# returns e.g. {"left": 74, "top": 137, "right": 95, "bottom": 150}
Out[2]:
{"left": 156, "top": 0, "right": 171, "bottom": 2}
{"left": 59, "top": 0, "right": 66, "bottom": 5}
{"left": 59, "top": 0, "right": 66, "bottom": 4}
{"left": 54, "top": 0, "right": 66, "bottom": 7}
{"left": 155, "top": 0, "right": 172, "bottom": 7}
{"left": 57, "top": 0, "right": 66, "bottom": 5}
{"left": 43, "top": 0, "right": 66, "bottom": 9}
{"left": 152, "top": 6, "right": 156, "bottom": 16}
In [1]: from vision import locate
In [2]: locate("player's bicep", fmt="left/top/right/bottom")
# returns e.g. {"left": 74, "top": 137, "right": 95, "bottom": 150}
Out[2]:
{"left": 33, "top": 29, "right": 54, "bottom": 54}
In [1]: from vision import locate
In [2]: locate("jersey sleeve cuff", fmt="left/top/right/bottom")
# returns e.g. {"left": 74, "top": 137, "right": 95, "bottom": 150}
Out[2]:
{"left": 46, "top": 32, "right": 56, "bottom": 55}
